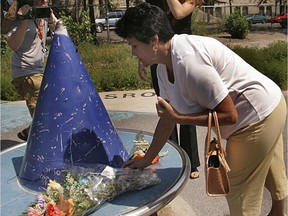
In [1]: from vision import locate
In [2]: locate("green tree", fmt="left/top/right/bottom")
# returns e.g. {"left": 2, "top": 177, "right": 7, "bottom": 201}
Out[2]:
{"left": 60, "top": 11, "right": 93, "bottom": 46}
{"left": 224, "top": 8, "right": 249, "bottom": 39}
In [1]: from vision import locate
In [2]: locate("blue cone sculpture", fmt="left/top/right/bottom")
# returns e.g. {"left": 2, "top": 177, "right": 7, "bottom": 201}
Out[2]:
{"left": 18, "top": 22, "right": 129, "bottom": 192}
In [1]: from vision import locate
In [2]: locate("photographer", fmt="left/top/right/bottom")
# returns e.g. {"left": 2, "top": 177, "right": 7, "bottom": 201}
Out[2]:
{"left": 6, "top": 0, "right": 58, "bottom": 141}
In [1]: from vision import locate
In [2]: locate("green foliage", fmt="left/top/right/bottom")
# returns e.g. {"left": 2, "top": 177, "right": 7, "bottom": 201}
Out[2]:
{"left": 77, "top": 42, "right": 152, "bottom": 92}
{"left": 1, "top": 40, "right": 286, "bottom": 101}
{"left": 1, "top": 47, "right": 20, "bottom": 100}
{"left": 191, "top": 10, "right": 225, "bottom": 36}
{"left": 191, "top": 10, "right": 208, "bottom": 35}
{"left": 60, "top": 11, "right": 93, "bottom": 46}
{"left": 1, "top": 35, "right": 10, "bottom": 55}
{"left": 232, "top": 41, "right": 287, "bottom": 89}
{"left": 224, "top": 8, "right": 250, "bottom": 39}
{"left": 262, "top": 41, "right": 287, "bottom": 61}
{"left": 1, "top": 74, "right": 21, "bottom": 100}
{"left": 259, "top": 42, "right": 287, "bottom": 90}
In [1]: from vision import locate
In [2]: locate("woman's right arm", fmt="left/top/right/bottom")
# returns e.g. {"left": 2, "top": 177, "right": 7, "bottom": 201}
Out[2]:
{"left": 166, "top": 0, "right": 196, "bottom": 19}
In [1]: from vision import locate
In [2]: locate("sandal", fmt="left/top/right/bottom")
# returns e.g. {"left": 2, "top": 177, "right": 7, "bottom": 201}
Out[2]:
{"left": 190, "top": 167, "right": 199, "bottom": 179}
{"left": 17, "top": 130, "right": 29, "bottom": 141}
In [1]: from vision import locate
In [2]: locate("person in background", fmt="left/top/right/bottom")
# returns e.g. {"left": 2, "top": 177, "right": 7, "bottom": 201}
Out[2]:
{"left": 139, "top": 0, "right": 202, "bottom": 179}
{"left": 1, "top": 0, "right": 12, "bottom": 11}
{"left": 116, "top": 3, "right": 287, "bottom": 215}
{"left": 6, "top": 0, "right": 58, "bottom": 141}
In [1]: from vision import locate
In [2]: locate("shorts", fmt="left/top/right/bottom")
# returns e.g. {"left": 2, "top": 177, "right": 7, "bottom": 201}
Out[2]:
{"left": 12, "top": 73, "right": 43, "bottom": 117}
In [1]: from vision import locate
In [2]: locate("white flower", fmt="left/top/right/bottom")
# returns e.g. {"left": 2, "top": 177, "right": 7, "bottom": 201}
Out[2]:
{"left": 47, "top": 180, "right": 64, "bottom": 194}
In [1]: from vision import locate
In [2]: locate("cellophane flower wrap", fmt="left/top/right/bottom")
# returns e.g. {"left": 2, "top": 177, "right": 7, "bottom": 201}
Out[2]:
{"left": 23, "top": 164, "right": 160, "bottom": 216}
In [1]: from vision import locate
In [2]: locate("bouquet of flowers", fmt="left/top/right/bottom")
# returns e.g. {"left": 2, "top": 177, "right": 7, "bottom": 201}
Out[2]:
{"left": 23, "top": 164, "right": 161, "bottom": 216}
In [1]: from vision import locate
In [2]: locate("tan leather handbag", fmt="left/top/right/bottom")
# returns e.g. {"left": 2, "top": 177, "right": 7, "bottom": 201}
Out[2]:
{"left": 205, "top": 110, "right": 231, "bottom": 196}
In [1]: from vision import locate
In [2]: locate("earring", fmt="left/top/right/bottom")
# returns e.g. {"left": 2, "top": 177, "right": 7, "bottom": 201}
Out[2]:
{"left": 153, "top": 46, "right": 158, "bottom": 55}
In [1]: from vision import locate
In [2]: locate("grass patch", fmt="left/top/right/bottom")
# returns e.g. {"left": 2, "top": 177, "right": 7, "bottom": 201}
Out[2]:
{"left": 1, "top": 42, "right": 152, "bottom": 101}
{"left": 77, "top": 42, "right": 152, "bottom": 92}
{"left": 1, "top": 40, "right": 286, "bottom": 101}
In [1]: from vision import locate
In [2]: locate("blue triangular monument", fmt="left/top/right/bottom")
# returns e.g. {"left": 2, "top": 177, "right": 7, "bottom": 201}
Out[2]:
{"left": 18, "top": 22, "right": 129, "bottom": 192}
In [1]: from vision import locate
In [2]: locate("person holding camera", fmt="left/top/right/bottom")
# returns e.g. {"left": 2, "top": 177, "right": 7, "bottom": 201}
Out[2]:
{"left": 6, "top": 0, "right": 58, "bottom": 141}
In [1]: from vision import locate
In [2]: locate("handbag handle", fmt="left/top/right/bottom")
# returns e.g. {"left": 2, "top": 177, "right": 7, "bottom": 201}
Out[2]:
{"left": 205, "top": 111, "right": 212, "bottom": 156}
{"left": 205, "top": 110, "right": 225, "bottom": 156}
{"left": 212, "top": 111, "right": 225, "bottom": 156}
{"left": 205, "top": 110, "right": 231, "bottom": 172}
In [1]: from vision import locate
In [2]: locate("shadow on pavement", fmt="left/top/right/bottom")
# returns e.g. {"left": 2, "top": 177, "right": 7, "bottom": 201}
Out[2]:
{"left": 1, "top": 140, "right": 23, "bottom": 151}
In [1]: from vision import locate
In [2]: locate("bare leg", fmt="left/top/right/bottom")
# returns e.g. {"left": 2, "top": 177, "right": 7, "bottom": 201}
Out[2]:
{"left": 267, "top": 198, "right": 287, "bottom": 216}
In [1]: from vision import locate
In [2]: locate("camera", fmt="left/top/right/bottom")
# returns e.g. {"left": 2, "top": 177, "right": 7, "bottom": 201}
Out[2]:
{"left": 28, "top": 6, "right": 51, "bottom": 18}
{"left": 17, "top": 0, "right": 51, "bottom": 19}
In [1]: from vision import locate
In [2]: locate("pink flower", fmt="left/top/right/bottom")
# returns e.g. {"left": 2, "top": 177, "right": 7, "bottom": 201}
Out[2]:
{"left": 27, "top": 207, "right": 43, "bottom": 216}
{"left": 37, "top": 194, "right": 46, "bottom": 208}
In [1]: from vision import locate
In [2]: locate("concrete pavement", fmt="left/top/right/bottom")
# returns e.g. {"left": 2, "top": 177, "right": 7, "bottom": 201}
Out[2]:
{"left": 1, "top": 89, "right": 287, "bottom": 215}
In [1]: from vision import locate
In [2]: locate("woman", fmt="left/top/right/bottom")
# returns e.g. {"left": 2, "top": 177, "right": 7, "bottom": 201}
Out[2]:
{"left": 140, "top": 0, "right": 201, "bottom": 179}
{"left": 115, "top": 3, "right": 287, "bottom": 216}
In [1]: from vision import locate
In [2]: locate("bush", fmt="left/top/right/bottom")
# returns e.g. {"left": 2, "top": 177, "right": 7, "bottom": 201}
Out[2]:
{"left": 191, "top": 9, "right": 225, "bottom": 36}
{"left": 0, "top": 47, "right": 20, "bottom": 100}
{"left": 231, "top": 41, "right": 287, "bottom": 89}
{"left": 60, "top": 11, "right": 94, "bottom": 46}
{"left": 1, "top": 39, "right": 286, "bottom": 101}
{"left": 224, "top": 8, "right": 250, "bottom": 39}
{"left": 232, "top": 45, "right": 265, "bottom": 70}
{"left": 1, "top": 74, "right": 21, "bottom": 101}
{"left": 261, "top": 42, "right": 287, "bottom": 90}
{"left": 191, "top": 10, "right": 209, "bottom": 36}
{"left": 1, "top": 35, "right": 9, "bottom": 55}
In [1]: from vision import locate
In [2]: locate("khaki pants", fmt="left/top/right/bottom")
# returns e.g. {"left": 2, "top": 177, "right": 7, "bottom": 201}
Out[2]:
{"left": 226, "top": 95, "right": 288, "bottom": 216}
{"left": 12, "top": 73, "right": 43, "bottom": 117}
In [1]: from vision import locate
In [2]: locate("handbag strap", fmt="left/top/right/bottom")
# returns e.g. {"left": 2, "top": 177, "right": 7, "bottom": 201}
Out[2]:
{"left": 205, "top": 111, "right": 213, "bottom": 156}
{"left": 212, "top": 111, "right": 225, "bottom": 155}
{"left": 205, "top": 110, "right": 225, "bottom": 156}
{"left": 206, "top": 110, "right": 231, "bottom": 172}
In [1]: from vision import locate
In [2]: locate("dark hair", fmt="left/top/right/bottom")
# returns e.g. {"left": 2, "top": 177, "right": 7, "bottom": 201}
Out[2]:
{"left": 115, "top": 3, "right": 174, "bottom": 44}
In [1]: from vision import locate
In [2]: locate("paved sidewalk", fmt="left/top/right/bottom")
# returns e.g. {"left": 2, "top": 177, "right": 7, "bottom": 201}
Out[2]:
{"left": 1, "top": 89, "right": 287, "bottom": 215}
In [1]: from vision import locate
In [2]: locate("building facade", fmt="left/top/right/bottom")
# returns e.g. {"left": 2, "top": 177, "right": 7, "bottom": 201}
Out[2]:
{"left": 202, "top": 0, "right": 286, "bottom": 19}
{"left": 51, "top": 0, "right": 287, "bottom": 22}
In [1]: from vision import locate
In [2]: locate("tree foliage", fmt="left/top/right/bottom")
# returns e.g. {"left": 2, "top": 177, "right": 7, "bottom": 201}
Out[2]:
{"left": 224, "top": 8, "right": 250, "bottom": 39}
{"left": 60, "top": 11, "right": 94, "bottom": 46}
